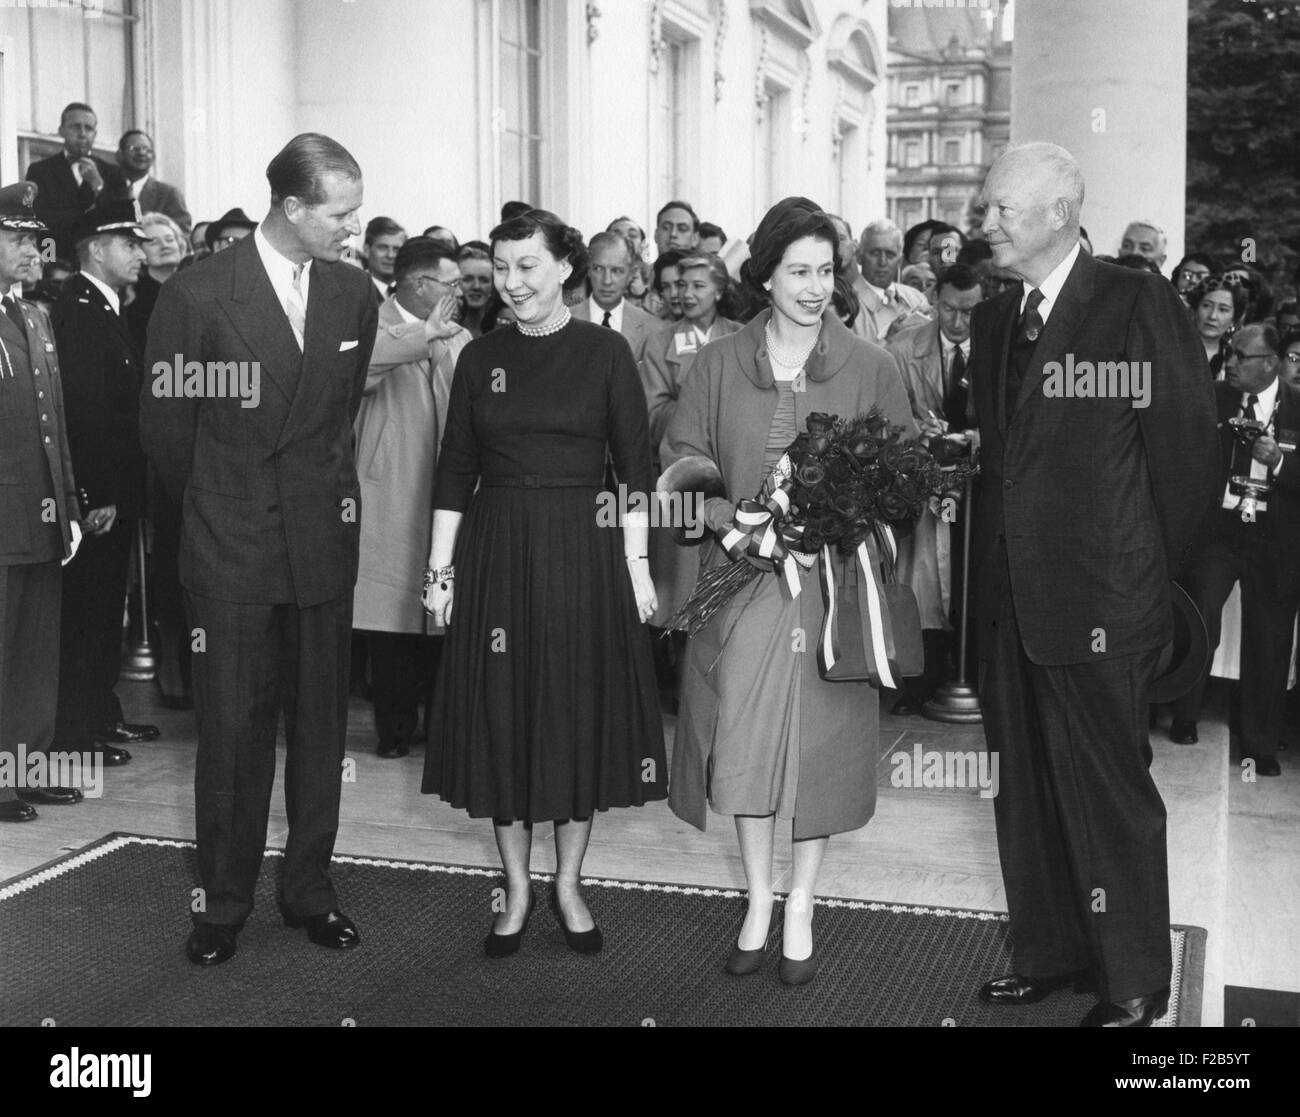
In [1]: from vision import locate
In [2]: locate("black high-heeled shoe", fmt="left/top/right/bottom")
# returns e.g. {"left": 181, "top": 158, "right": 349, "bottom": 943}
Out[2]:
{"left": 725, "top": 909, "right": 774, "bottom": 976}
{"left": 484, "top": 886, "right": 535, "bottom": 958}
{"left": 549, "top": 885, "right": 603, "bottom": 954}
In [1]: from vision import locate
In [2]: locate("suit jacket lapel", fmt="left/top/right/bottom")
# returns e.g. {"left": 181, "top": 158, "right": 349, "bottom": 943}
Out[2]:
{"left": 1010, "top": 252, "right": 1094, "bottom": 423}
{"left": 220, "top": 236, "right": 302, "bottom": 411}
{"left": 280, "top": 259, "right": 345, "bottom": 447}
{"left": 990, "top": 290, "right": 1018, "bottom": 437}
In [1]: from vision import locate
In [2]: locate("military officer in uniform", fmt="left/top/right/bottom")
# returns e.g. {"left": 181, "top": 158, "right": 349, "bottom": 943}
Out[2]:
{"left": 0, "top": 183, "right": 84, "bottom": 821}
{"left": 51, "top": 199, "right": 158, "bottom": 767}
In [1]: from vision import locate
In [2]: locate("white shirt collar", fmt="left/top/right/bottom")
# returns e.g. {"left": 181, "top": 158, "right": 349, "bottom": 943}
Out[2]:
{"left": 371, "top": 274, "right": 389, "bottom": 298}
{"left": 254, "top": 224, "right": 312, "bottom": 310}
{"left": 1020, "top": 242, "right": 1080, "bottom": 323}
{"left": 589, "top": 296, "right": 622, "bottom": 331}
{"left": 129, "top": 174, "right": 150, "bottom": 199}
{"left": 82, "top": 270, "right": 121, "bottom": 315}
{"left": 941, "top": 333, "right": 970, "bottom": 359}
{"left": 1247, "top": 376, "right": 1279, "bottom": 418}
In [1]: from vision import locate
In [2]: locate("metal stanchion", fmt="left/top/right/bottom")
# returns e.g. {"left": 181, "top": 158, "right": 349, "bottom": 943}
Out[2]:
{"left": 121, "top": 518, "right": 157, "bottom": 681}
{"left": 923, "top": 469, "right": 982, "bottom": 724}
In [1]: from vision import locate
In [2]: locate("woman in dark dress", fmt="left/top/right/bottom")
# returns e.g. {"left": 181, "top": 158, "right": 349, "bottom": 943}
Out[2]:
{"left": 421, "top": 209, "right": 666, "bottom": 957}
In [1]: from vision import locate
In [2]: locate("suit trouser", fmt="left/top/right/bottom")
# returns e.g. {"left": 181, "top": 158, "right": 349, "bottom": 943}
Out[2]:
{"left": 186, "top": 589, "right": 353, "bottom": 926}
{"left": 366, "top": 630, "right": 440, "bottom": 747}
{"left": 0, "top": 562, "right": 62, "bottom": 805}
{"left": 981, "top": 601, "right": 1170, "bottom": 1002}
{"left": 55, "top": 517, "right": 133, "bottom": 743}
{"left": 1172, "top": 532, "right": 1295, "bottom": 762}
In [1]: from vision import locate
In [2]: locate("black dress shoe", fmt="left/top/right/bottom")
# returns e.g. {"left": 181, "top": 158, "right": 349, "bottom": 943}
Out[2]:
{"left": 778, "top": 952, "right": 818, "bottom": 986}
{"left": 549, "top": 886, "right": 603, "bottom": 954}
{"left": 97, "top": 743, "right": 131, "bottom": 766}
{"left": 0, "top": 801, "right": 38, "bottom": 822}
{"left": 1079, "top": 988, "right": 1169, "bottom": 1027}
{"left": 286, "top": 909, "right": 361, "bottom": 949}
{"left": 1248, "top": 755, "right": 1282, "bottom": 777}
{"left": 16, "top": 786, "right": 83, "bottom": 805}
{"left": 376, "top": 740, "right": 409, "bottom": 759}
{"left": 186, "top": 923, "right": 238, "bottom": 966}
{"left": 980, "top": 969, "right": 1096, "bottom": 1004}
{"left": 99, "top": 721, "right": 160, "bottom": 744}
{"left": 1168, "top": 719, "right": 1198, "bottom": 745}
{"left": 484, "top": 887, "right": 536, "bottom": 957}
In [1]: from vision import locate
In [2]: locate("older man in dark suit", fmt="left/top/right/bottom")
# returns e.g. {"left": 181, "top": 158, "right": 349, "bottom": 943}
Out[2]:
{"left": 0, "top": 183, "right": 83, "bottom": 822}
{"left": 25, "top": 103, "right": 128, "bottom": 258}
{"left": 968, "top": 143, "right": 1218, "bottom": 1027}
{"left": 116, "top": 130, "right": 192, "bottom": 234}
{"left": 140, "top": 133, "right": 378, "bottom": 966}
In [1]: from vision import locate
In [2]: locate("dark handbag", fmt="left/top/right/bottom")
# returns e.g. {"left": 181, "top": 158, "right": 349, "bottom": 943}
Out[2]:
{"left": 816, "top": 528, "right": 924, "bottom": 687}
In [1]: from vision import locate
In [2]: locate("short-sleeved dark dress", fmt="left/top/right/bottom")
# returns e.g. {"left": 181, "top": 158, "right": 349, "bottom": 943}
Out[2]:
{"left": 421, "top": 317, "right": 668, "bottom": 822}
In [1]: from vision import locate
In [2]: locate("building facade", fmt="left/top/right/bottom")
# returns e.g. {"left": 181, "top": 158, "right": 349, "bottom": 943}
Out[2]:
{"left": 0, "top": 0, "right": 893, "bottom": 250}
{"left": 885, "top": 0, "right": 1010, "bottom": 235}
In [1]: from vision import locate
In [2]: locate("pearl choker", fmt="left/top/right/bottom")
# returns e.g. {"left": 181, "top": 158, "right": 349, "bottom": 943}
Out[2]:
{"left": 516, "top": 308, "right": 572, "bottom": 337}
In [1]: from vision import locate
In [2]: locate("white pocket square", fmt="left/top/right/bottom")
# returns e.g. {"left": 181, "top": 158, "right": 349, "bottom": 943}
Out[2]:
{"left": 339, "top": 339, "right": 359, "bottom": 351}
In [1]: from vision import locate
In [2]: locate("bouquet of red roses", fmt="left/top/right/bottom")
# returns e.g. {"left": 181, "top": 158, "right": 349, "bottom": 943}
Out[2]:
{"left": 665, "top": 410, "right": 974, "bottom": 687}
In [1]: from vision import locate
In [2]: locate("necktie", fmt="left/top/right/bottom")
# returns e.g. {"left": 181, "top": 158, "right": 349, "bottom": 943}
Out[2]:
{"left": 1245, "top": 393, "right": 1260, "bottom": 422}
{"left": 2, "top": 294, "right": 25, "bottom": 334}
{"left": 944, "top": 345, "right": 969, "bottom": 429}
{"left": 287, "top": 264, "right": 306, "bottom": 350}
{"left": 1006, "top": 287, "right": 1045, "bottom": 417}
{"left": 601, "top": 309, "right": 612, "bottom": 328}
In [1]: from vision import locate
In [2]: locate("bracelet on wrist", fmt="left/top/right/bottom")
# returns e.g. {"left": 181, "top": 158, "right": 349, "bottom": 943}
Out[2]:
{"left": 423, "top": 565, "right": 455, "bottom": 590}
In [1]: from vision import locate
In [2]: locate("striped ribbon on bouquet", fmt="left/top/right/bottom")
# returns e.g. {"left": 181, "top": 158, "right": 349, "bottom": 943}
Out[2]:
{"left": 817, "top": 525, "right": 903, "bottom": 688}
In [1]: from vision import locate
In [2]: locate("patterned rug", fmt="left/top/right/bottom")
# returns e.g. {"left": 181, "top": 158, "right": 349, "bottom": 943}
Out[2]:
{"left": 0, "top": 834, "right": 1203, "bottom": 1027}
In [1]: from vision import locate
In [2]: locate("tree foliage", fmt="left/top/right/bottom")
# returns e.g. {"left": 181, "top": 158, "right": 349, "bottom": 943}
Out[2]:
{"left": 1187, "top": 0, "right": 1300, "bottom": 287}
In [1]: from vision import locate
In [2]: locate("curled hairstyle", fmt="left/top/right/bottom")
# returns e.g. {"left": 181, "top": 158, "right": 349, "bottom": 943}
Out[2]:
{"left": 267, "top": 133, "right": 362, "bottom": 208}
{"left": 1188, "top": 274, "right": 1247, "bottom": 322}
{"left": 740, "top": 196, "right": 840, "bottom": 298}
{"left": 676, "top": 253, "right": 739, "bottom": 320}
{"left": 489, "top": 208, "right": 588, "bottom": 291}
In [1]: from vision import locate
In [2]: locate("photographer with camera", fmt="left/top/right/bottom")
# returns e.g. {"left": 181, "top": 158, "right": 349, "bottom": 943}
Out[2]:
{"left": 1171, "top": 323, "right": 1300, "bottom": 776}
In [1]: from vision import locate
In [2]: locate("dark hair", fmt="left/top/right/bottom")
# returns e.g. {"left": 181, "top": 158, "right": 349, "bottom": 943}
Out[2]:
{"left": 501, "top": 200, "right": 532, "bottom": 223}
{"left": 740, "top": 196, "right": 840, "bottom": 297}
{"left": 902, "top": 219, "right": 942, "bottom": 263}
{"left": 1281, "top": 328, "right": 1300, "bottom": 353}
{"left": 60, "top": 102, "right": 95, "bottom": 126}
{"left": 266, "top": 133, "right": 361, "bottom": 207}
{"left": 421, "top": 225, "right": 459, "bottom": 251}
{"left": 1240, "top": 321, "right": 1281, "bottom": 356}
{"left": 652, "top": 250, "right": 685, "bottom": 292}
{"left": 927, "top": 223, "right": 966, "bottom": 254}
{"left": 364, "top": 216, "right": 405, "bottom": 245}
{"left": 1113, "top": 253, "right": 1162, "bottom": 274}
{"left": 956, "top": 239, "right": 992, "bottom": 267}
{"left": 457, "top": 240, "right": 491, "bottom": 263}
{"left": 481, "top": 291, "right": 516, "bottom": 332}
{"left": 832, "top": 273, "right": 860, "bottom": 330}
{"left": 118, "top": 129, "right": 150, "bottom": 149}
{"left": 1172, "top": 252, "right": 1216, "bottom": 279}
{"left": 393, "top": 236, "right": 458, "bottom": 284}
{"left": 656, "top": 200, "right": 700, "bottom": 230}
{"left": 1189, "top": 275, "right": 1248, "bottom": 321}
{"left": 489, "top": 208, "right": 588, "bottom": 292}
{"left": 935, "top": 263, "right": 982, "bottom": 297}
{"left": 698, "top": 221, "right": 726, "bottom": 246}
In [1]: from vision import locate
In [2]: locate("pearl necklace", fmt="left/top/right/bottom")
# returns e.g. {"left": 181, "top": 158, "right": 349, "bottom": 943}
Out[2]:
{"left": 516, "top": 307, "right": 572, "bottom": 337}
{"left": 764, "top": 319, "right": 818, "bottom": 368}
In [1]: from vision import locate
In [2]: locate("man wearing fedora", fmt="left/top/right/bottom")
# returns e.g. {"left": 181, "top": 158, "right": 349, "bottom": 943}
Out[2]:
{"left": 206, "top": 208, "right": 256, "bottom": 254}
{"left": 140, "top": 134, "right": 377, "bottom": 966}
{"left": 51, "top": 199, "right": 159, "bottom": 770}
{"left": 968, "top": 143, "right": 1218, "bottom": 1027}
{"left": 0, "top": 183, "right": 84, "bottom": 821}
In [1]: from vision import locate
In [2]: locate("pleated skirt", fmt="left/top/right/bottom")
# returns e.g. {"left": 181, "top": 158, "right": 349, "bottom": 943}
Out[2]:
{"left": 422, "top": 486, "right": 668, "bottom": 822}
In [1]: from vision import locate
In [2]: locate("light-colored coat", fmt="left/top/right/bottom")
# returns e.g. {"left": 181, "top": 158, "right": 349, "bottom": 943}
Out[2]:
{"left": 851, "top": 275, "right": 931, "bottom": 344}
{"left": 353, "top": 297, "right": 468, "bottom": 634}
{"left": 662, "top": 310, "right": 916, "bottom": 839}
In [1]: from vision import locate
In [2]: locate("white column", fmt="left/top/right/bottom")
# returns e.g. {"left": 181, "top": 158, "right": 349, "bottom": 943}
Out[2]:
{"left": 1011, "top": 0, "right": 1188, "bottom": 270}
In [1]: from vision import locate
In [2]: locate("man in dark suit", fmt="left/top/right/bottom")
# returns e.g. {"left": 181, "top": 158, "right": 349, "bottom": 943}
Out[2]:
{"left": 52, "top": 200, "right": 157, "bottom": 768}
{"left": 968, "top": 143, "right": 1218, "bottom": 1027}
{"left": 573, "top": 231, "right": 665, "bottom": 370}
{"left": 0, "top": 183, "right": 84, "bottom": 822}
{"left": 25, "top": 103, "right": 128, "bottom": 259}
{"left": 1171, "top": 323, "right": 1299, "bottom": 776}
{"left": 116, "top": 130, "right": 192, "bottom": 234}
{"left": 140, "top": 133, "right": 378, "bottom": 966}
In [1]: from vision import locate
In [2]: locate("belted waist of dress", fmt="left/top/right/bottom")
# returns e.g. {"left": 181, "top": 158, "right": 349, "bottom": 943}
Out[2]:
{"left": 480, "top": 475, "right": 605, "bottom": 488}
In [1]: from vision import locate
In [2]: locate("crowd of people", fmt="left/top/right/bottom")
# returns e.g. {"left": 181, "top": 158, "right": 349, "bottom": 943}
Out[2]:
{"left": 2, "top": 99, "right": 1297, "bottom": 1026}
